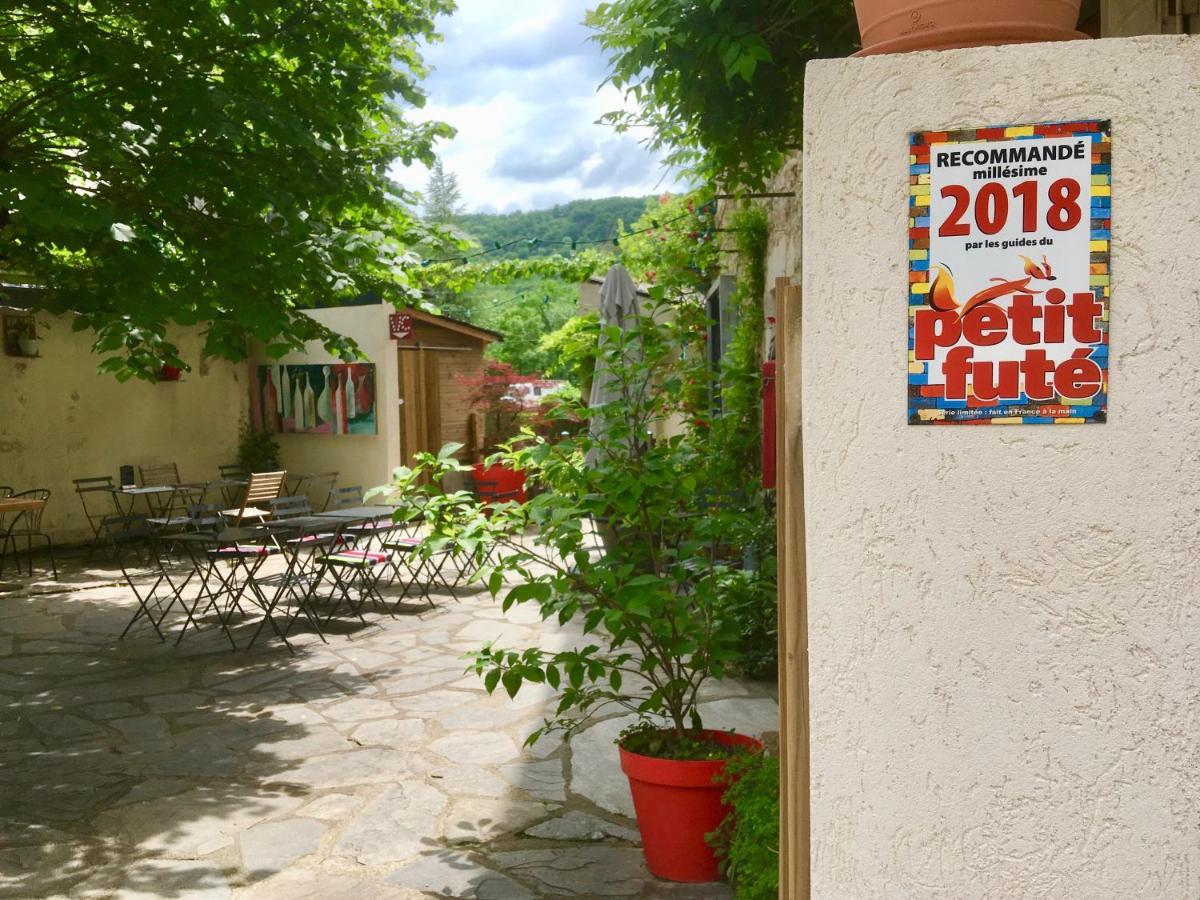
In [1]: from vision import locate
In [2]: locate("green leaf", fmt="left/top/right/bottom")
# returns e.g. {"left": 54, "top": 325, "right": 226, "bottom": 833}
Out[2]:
{"left": 502, "top": 669, "right": 523, "bottom": 699}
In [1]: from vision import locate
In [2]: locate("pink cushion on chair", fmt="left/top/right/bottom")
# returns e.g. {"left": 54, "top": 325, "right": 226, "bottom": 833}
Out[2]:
{"left": 325, "top": 549, "right": 388, "bottom": 566}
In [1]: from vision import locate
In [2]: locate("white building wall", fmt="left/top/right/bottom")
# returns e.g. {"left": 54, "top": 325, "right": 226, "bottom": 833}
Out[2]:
{"left": 801, "top": 35, "right": 1200, "bottom": 898}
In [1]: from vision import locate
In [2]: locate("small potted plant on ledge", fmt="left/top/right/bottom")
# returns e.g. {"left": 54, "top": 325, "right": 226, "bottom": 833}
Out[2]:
{"left": 853, "top": 0, "right": 1086, "bottom": 56}
{"left": 457, "top": 306, "right": 767, "bottom": 882}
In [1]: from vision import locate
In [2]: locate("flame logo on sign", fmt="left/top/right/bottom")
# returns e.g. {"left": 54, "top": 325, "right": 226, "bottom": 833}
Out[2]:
{"left": 929, "top": 255, "right": 1057, "bottom": 317}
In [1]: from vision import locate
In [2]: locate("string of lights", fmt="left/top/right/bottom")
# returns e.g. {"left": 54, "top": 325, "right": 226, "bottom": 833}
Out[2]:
{"left": 420, "top": 201, "right": 718, "bottom": 267}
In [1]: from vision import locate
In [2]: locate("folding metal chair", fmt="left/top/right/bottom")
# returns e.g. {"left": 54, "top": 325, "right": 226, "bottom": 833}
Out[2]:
{"left": 106, "top": 516, "right": 195, "bottom": 642}
{"left": 381, "top": 528, "right": 440, "bottom": 610}
{"left": 305, "top": 471, "right": 339, "bottom": 511}
{"left": 73, "top": 475, "right": 121, "bottom": 554}
{"left": 136, "top": 462, "right": 188, "bottom": 527}
{"left": 176, "top": 528, "right": 281, "bottom": 649}
{"left": 222, "top": 471, "right": 287, "bottom": 526}
{"left": 216, "top": 464, "right": 249, "bottom": 507}
{"left": 311, "top": 541, "right": 393, "bottom": 627}
{"left": 269, "top": 495, "right": 313, "bottom": 521}
{"left": 0, "top": 489, "right": 57, "bottom": 579}
{"left": 327, "top": 485, "right": 364, "bottom": 510}
{"left": 247, "top": 518, "right": 347, "bottom": 650}
{"left": 186, "top": 503, "right": 226, "bottom": 533}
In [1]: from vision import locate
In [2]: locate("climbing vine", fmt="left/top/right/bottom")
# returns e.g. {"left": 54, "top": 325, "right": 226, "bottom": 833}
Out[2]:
{"left": 411, "top": 251, "right": 611, "bottom": 298}
{"left": 714, "top": 204, "right": 771, "bottom": 485}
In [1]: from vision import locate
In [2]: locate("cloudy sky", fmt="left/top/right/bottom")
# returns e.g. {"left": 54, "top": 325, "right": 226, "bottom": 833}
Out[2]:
{"left": 391, "top": 0, "right": 688, "bottom": 214}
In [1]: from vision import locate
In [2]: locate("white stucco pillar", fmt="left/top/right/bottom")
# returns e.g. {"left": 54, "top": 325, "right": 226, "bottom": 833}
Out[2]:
{"left": 799, "top": 35, "right": 1200, "bottom": 898}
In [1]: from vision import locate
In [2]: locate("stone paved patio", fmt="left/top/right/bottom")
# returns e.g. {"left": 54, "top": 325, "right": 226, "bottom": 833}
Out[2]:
{"left": 0, "top": 552, "right": 778, "bottom": 899}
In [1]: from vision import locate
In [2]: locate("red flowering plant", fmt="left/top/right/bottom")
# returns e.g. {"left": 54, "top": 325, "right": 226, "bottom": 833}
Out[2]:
{"left": 618, "top": 190, "right": 719, "bottom": 303}
{"left": 456, "top": 361, "right": 555, "bottom": 454}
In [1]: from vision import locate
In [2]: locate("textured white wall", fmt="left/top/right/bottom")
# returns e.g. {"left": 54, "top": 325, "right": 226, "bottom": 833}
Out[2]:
{"left": 801, "top": 35, "right": 1200, "bottom": 898}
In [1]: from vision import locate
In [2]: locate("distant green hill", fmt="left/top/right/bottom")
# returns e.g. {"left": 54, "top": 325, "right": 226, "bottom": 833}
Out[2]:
{"left": 459, "top": 196, "right": 652, "bottom": 259}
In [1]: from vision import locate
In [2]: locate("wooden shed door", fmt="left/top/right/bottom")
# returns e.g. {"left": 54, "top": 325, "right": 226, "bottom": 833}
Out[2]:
{"left": 398, "top": 348, "right": 442, "bottom": 467}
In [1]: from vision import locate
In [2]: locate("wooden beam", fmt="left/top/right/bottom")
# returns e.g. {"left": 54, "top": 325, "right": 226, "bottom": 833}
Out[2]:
{"left": 777, "top": 281, "right": 810, "bottom": 900}
{"left": 404, "top": 307, "right": 501, "bottom": 344}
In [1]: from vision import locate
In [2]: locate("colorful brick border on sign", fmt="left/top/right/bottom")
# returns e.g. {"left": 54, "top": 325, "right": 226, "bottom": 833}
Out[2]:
{"left": 908, "top": 120, "right": 1111, "bottom": 426}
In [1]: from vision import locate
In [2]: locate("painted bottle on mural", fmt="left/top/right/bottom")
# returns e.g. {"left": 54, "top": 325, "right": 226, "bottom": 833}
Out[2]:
{"left": 273, "top": 365, "right": 284, "bottom": 423}
{"left": 316, "top": 365, "right": 333, "bottom": 428}
{"left": 262, "top": 369, "right": 279, "bottom": 433}
{"left": 338, "top": 369, "right": 350, "bottom": 434}
{"left": 355, "top": 371, "right": 373, "bottom": 416}
{"left": 280, "top": 366, "right": 292, "bottom": 425}
{"left": 303, "top": 373, "right": 317, "bottom": 430}
{"left": 328, "top": 372, "right": 342, "bottom": 435}
{"left": 346, "top": 366, "right": 357, "bottom": 421}
{"left": 293, "top": 372, "right": 306, "bottom": 432}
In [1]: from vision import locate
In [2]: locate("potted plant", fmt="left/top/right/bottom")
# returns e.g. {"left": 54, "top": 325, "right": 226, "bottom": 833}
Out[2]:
{"left": 854, "top": 0, "right": 1085, "bottom": 56}
{"left": 449, "top": 307, "right": 767, "bottom": 882}
{"left": 236, "top": 418, "right": 281, "bottom": 472}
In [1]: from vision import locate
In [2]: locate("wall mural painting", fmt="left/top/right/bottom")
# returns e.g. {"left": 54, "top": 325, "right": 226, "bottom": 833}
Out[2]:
{"left": 252, "top": 364, "right": 377, "bottom": 435}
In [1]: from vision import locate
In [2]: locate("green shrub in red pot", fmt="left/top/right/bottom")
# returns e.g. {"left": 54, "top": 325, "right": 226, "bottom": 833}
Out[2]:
{"left": 618, "top": 723, "right": 763, "bottom": 882}
{"left": 457, "top": 305, "right": 771, "bottom": 883}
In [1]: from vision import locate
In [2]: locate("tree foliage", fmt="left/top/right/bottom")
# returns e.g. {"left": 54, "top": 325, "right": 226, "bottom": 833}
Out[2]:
{"left": 467, "top": 279, "right": 579, "bottom": 377}
{"left": 412, "top": 251, "right": 610, "bottom": 297}
{"left": 423, "top": 159, "right": 465, "bottom": 226}
{"left": 457, "top": 196, "right": 650, "bottom": 260}
{"left": 0, "top": 0, "right": 453, "bottom": 379}
{"left": 587, "top": 0, "right": 859, "bottom": 191}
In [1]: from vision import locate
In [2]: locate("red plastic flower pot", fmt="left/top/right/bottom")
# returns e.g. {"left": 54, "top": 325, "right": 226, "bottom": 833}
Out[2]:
{"left": 619, "top": 729, "right": 764, "bottom": 883}
{"left": 853, "top": 0, "right": 1086, "bottom": 56}
{"left": 472, "top": 462, "right": 527, "bottom": 503}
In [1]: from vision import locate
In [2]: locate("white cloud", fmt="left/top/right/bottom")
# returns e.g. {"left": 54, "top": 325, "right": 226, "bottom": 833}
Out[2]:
{"left": 391, "top": 0, "right": 689, "bottom": 213}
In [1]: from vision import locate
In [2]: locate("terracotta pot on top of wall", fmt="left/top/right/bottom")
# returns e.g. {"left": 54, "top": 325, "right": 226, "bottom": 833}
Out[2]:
{"left": 854, "top": 0, "right": 1086, "bottom": 56}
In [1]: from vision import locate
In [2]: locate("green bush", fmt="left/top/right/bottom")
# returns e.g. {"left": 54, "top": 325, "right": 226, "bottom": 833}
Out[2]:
{"left": 709, "top": 752, "right": 780, "bottom": 900}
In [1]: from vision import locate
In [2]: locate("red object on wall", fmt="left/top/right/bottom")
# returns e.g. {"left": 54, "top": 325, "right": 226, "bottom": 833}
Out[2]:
{"left": 389, "top": 312, "right": 413, "bottom": 340}
{"left": 762, "top": 360, "right": 777, "bottom": 490}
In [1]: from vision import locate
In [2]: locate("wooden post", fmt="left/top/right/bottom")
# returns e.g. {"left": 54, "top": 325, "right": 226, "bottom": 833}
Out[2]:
{"left": 776, "top": 280, "right": 810, "bottom": 899}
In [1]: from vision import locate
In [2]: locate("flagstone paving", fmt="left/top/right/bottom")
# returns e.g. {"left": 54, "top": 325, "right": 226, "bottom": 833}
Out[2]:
{"left": 0, "top": 555, "right": 777, "bottom": 899}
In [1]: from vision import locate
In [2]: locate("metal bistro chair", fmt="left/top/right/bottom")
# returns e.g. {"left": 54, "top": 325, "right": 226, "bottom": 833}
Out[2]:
{"left": 305, "top": 471, "right": 339, "bottom": 511}
{"left": 186, "top": 503, "right": 226, "bottom": 533}
{"left": 73, "top": 475, "right": 121, "bottom": 554}
{"left": 269, "top": 495, "right": 313, "bottom": 521}
{"left": 216, "top": 464, "right": 249, "bottom": 507}
{"left": 105, "top": 516, "right": 193, "bottom": 642}
{"left": 0, "top": 489, "right": 57, "bottom": 580}
{"left": 248, "top": 517, "right": 349, "bottom": 650}
{"left": 139, "top": 462, "right": 203, "bottom": 530}
{"left": 327, "top": 485, "right": 364, "bottom": 510}
{"left": 222, "top": 471, "right": 287, "bottom": 526}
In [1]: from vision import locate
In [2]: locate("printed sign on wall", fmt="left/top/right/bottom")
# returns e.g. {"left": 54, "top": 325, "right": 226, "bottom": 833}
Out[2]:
{"left": 908, "top": 120, "right": 1111, "bottom": 425}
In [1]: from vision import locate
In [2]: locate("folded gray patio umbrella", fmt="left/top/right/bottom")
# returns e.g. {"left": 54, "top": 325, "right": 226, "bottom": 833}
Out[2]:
{"left": 586, "top": 264, "right": 642, "bottom": 469}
